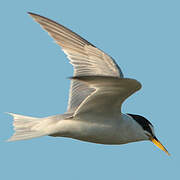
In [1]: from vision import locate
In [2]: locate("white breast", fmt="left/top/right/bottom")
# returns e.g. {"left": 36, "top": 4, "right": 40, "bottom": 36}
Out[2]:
{"left": 51, "top": 113, "right": 148, "bottom": 145}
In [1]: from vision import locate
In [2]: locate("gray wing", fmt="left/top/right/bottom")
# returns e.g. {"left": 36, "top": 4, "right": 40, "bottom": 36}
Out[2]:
{"left": 28, "top": 12, "right": 124, "bottom": 113}
{"left": 70, "top": 76, "right": 142, "bottom": 116}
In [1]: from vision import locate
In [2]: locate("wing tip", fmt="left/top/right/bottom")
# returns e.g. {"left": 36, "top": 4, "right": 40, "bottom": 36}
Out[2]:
{"left": 27, "top": 12, "right": 37, "bottom": 17}
{"left": 27, "top": 12, "right": 45, "bottom": 21}
{"left": 27, "top": 12, "right": 49, "bottom": 21}
{"left": 27, "top": 11, "right": 33, "bottom": 15}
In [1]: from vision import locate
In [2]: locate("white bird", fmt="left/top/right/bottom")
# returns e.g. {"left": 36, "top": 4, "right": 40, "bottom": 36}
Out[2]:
{"left": 8, "top": 12, "right": 169, "bottom": 155}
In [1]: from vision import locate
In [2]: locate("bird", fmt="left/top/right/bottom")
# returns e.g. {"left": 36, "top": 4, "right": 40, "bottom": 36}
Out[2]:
{"left": 7, "top": 12, "right": 169, "bottom": 155}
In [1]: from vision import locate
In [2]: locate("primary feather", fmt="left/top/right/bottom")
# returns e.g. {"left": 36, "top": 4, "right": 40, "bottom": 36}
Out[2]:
{"left": 28, "top": 12, "right": 123, "bottom": 114}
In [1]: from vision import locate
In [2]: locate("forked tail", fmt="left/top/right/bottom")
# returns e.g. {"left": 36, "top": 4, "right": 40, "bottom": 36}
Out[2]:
{"left": 7, "top": 113, "right": 50, "bottom": 142}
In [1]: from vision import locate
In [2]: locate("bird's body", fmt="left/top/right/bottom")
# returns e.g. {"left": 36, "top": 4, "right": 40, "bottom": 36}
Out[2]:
{"left": 7, "top": 12, "right": 169, "bottom": 155}
{"left": 49, "top": 113, "right": 147, "bottom": 145}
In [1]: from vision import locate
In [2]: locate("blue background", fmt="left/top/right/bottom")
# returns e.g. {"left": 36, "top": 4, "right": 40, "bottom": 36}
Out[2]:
{"left": 0, "top": 0, "right": 179, "bottom": 179}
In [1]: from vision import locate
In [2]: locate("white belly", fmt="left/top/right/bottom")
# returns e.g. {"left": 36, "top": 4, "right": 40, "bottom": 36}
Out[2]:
{"left": 50, "top": 114, "right": 146, "bottom": 144}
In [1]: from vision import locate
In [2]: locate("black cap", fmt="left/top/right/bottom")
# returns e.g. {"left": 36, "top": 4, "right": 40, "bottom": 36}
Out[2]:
{"left": 127, "top": 114, "right": 154, "bottom": 136}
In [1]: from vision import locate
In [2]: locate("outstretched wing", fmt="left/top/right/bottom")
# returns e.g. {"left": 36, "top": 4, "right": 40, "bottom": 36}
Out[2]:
{"left": 28, "top": 12, "right": 123, "bottom": 113}
{"left": 70, "top": 76, "right": 142, "bottom": 116}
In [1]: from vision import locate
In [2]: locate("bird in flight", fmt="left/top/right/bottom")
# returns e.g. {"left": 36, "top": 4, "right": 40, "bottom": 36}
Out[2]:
{"left": 8, "top": 12, "right": 169, "bottom": 155}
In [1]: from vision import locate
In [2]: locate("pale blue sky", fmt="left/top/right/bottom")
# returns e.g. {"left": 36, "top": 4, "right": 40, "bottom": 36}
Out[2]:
{"left": 0, "top": 0, "right": 180, "bottom": 179}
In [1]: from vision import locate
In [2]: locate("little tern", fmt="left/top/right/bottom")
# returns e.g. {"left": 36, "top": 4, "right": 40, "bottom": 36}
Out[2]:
{"left": 7, "top": 12, "right": 169, "bottom": 155}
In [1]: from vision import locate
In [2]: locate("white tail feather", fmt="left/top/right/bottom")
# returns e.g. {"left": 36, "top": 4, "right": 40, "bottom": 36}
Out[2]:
{"left": 7, "top": 113, "right": 49, "bottom": 142}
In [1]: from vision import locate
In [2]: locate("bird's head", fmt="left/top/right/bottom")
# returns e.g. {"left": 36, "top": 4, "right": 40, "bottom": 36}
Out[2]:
{"left": 127, "top": 114, "right": 170, "bottom": 156}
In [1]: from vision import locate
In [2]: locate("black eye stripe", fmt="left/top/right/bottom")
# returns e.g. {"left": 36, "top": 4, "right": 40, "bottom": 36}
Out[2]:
{"left": 127, "top": 114, "right": 154, "bottom": 136}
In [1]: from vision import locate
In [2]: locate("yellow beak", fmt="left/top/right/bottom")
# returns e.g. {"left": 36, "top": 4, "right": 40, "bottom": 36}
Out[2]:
{"left": 150, "top": 137, "right": 170, "bottom": 156}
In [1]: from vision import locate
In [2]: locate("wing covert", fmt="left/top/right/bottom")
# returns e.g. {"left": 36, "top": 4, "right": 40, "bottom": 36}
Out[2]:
{"left": 70, "top": 76, "right": 142, "bottom": 116}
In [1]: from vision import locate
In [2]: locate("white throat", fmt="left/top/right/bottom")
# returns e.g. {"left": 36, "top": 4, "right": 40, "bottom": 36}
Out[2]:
{"left": 116, "top": 114, "right": 149, "bottom": 144}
